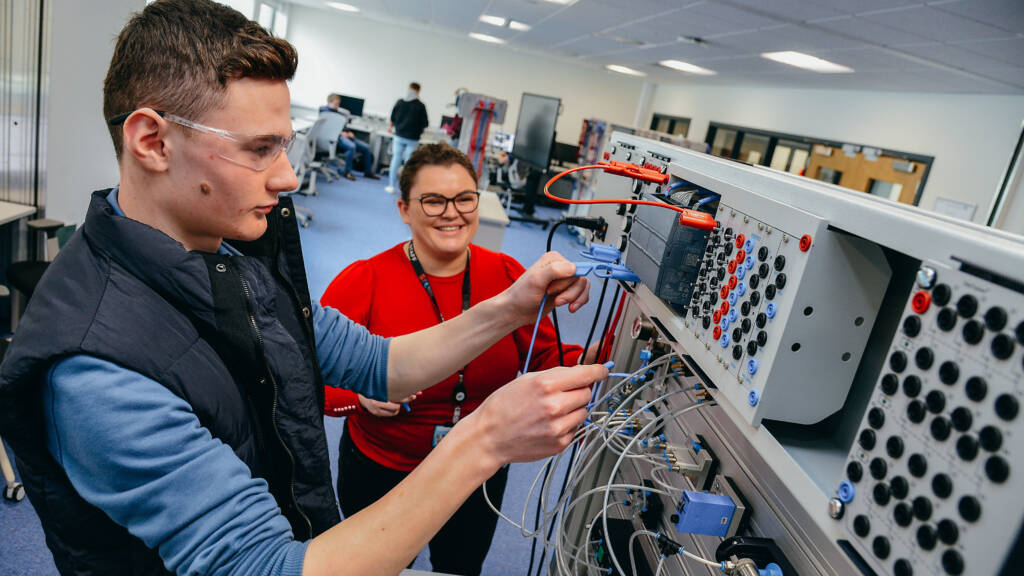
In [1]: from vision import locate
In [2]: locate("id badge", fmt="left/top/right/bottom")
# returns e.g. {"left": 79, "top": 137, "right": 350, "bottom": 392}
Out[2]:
{"left": 432, "top": 425, "right": 454, "bottom": 447}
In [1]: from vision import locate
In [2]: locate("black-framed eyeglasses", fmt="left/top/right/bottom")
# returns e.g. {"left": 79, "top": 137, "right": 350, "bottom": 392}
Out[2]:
{"left": 417, "top": 192, "right": 480, "bottom": 216}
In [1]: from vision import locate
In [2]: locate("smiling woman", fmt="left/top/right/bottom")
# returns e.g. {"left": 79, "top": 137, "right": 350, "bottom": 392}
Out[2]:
{"left": 320, "top": 143, "right": 591, "bottom": 576}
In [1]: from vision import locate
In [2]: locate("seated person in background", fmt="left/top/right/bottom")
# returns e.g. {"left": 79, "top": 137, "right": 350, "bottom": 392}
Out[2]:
{"left": 320, "top": 93, "right": 379, "bottom": 181}
{"left": 322, "top": 143, "right": 597, "bottom": 576}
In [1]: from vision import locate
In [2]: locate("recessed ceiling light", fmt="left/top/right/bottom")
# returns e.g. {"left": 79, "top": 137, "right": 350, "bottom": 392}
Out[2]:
{"left": 541, "top": 0, "right": 578, "bottom": 5}
{"left": 326, "top": 2, "right": 359, "bottom": 13}
{"left": 469, "top": 32, "right": 506, "bottom": 44}
{"left": 606, "top": 64, "right": 645, "bottom": 77}
{"left": 659, "top": 60, "right": 716, "bottom": 75}
{"left": 508, "top": 20, "right": 531, "bottom": 32}
{"left": 479, "top": 14, "right": 507, "bottom": 27}
{"left": 761, "top": 51, "right": 853, "bottom": 73}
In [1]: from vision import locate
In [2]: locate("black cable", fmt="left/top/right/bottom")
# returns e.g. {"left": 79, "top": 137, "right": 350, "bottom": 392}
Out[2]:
{"left": 546, "top": 221, "right": 567, "bottom": 366}
{"left": 594, "top": 283, "right": 621, "bottom": 364}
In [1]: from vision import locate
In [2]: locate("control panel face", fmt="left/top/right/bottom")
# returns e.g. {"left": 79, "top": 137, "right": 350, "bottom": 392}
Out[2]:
{"left": 839, "top": 264, "right": 1024, "bottom": 576}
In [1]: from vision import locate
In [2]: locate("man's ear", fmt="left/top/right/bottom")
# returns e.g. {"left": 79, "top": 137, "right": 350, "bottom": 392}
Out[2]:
{"left": 122, "top": 109, "right": 172, "bottom": 173}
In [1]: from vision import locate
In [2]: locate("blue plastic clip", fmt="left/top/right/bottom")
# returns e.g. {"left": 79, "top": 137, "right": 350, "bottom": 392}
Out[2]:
{"left": 573, "top": 261, "right": 641, "bottom": 282}
{"left": 578, "top": 244, "right": 621, "bottom": 263}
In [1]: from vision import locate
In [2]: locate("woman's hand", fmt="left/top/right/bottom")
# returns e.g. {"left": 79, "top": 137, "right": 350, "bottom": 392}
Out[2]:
{"left": 358, "top": 392, "right": 419, "bottom": 417}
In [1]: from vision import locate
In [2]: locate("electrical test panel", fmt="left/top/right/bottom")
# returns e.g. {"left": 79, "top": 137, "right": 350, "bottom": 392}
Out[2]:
{"left": 549, "top": 132, "right": 1023, "bottom": 576}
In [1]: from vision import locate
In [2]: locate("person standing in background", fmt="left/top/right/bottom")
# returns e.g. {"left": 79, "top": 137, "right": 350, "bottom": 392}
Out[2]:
{"left": 387, "top": 82, "right": 429, "bottom": 194}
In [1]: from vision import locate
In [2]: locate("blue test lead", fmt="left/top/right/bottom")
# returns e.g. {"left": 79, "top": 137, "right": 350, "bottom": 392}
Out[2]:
{"left": 401, "top": 402, "right": 411, "bottom": 412}
{"left": 603, "top": 360, "right": 615, "bottom": 370}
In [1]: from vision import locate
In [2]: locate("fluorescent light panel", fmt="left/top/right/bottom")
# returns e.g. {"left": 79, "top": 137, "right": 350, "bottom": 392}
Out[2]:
{"left": 761, "top": 51, "right": 853, "bottom": 73}
{"left": 325, "top": 2, "right": 359, "bottom": 12}
{"left": 469, "top": 32, "right": 506, "bottom": 44}
{"left": 508, "top": 20, "right": 531, "bottom": 31}
{"left": 479, "top": 14, "right": 507, "bottom": 27}
{"left": 659, "top": 59, "right": 716, "bottom": 75}
{"left": 541, "top": 0, "right": 578, "bottom": 4}
{"left": 606, "top": 64, "right": 645, "bottom": 77}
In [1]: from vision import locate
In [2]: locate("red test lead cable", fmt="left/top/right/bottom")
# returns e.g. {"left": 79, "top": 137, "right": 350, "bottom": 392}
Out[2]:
{"left": 542, "top": 163, "right": 718, "bottom": 231}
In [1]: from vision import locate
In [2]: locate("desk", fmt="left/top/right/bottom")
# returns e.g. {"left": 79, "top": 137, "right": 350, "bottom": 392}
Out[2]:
{"left": 474, "top": 190, "right": 510, "bottom": 252}
{"left": 0, "top": 201, "right": 35, "bottom": 226}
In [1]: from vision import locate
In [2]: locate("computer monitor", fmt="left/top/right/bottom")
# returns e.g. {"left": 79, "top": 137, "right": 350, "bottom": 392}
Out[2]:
{"left": 511, "top": 93, "right": 560, "bottom": 170}
{"left": 551, "top": 141, "right": 579, "bottom": 166}
{"left": 338, "top": 94, "right": 364, "bottom": 117}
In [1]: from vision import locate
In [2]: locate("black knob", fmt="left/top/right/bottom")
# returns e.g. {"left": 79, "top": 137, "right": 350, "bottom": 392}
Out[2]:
{"left": 774, "top": 273, "right": 787, "bottom": 289}
{"left": 995, "top": 393, "right": 1019, "bottom": 421}
{"left": 724, "top": 227, "right": 733, "bottom": 238}
{"left": 889, "top": 351, "right": 908, "bottom": 373}
{"left": 938, "top": 361, "right": 959, "bottom": 385}
{"left": 908, "top": 453, "right": 928, "bottom": 478}
{"left": 894, "top": 559, "right": 913, "bottom": 576}
{"left": 991, "top": 333, "right": 1015, "bottom": 360}
{"left": 847, "top": 460, "right": 864, "bottom": 483}
{"left": 890, "top": 475, "right": 909, "bottom": 500}
{"left": 748, "top": 274, "right": 760, "bottom": 289}
{"left": 979, "top": 425, "right": 1003, "bottom": 452}
{"left": 956, "top": 294, "right": 978, "bottom": 318}
{"left": 932, "top": 473, "right": 954, "bottom": 499}
{"left": 937, "top": 519, "right": 959, "bottom": 545}
{"left": 893, "top": 502, "right": 913, "bottom": 527}
{"left": 916, "top": 524, "right": 937, "bottom": 551}
{"left": 717, "top": 268, "right": 727, "bottom": 280}
{"left": 881, "top": 373, "right": 899, "bottom": 395}
{"left": 903, "top": 315, "right": 922, "bottom": 337}
{"left": 915, "top": 347, "right": 935, "bottom": 370}
{"left": 912, "top": 496, "right": 933, "bottom": 521}
{"left": 925, "top": 390, "right": 946, "bottom": 414}
{"left": 757, "top": 331, "right": 768, "bottom": 346}
{"left": 965, "top": 376, "right": 987, "bottom": 402}
{"left": 1017, "top": 320, "right": 1024, "bottom": 345}
{"left": 962, "top": 319, "right": 984, "bottom": 344}
{"left": 702, "top": 316, "right": 712, "bottom": 329}
{"left": 932, "top": 283, "right": 952, "bottom": 306}
{"left": 853, "top": 514, "right": 871, "bottom": 537}
{"left": 941, "top": 550, "right": 964, "bottom": 575}
{"left": 724, "top": 243, "right": 734, "bottom": 256}
{"left": 746, "top": 340, "right": 758, "bottom": 356}
{"left": 759, "top": 263, "right": 770, "bottom": 278}
{"left": 956, "top": 435, "right": 979, "bottom": 462}
{"left": 749, "top": 291, "right": 761, "bottom": 306}
{"left": 937, "top": 308, "right": 957, "bottom": 332}
{"left": 931, "top": 416, "right": 952, "bottom": 441}
{"left": 732, "top": 344, "right": 743, "bottom": 360}
{"left": 717, "top": 253, "right": 727, "bottom": 263}
{"left": 886, "top": 435, "right": 905, "bottom": 459}
{"left": 985, "top": 455, "right": 1010, "bottom": 484}
{"left": 907, "top": 400, "right": 927, "bottom": 424}
{"left": 711, "top": 277, "right": 720, "bottom": 288}
{"left": 873, "top": 483, "right": 891, "bottom": 506}
{"left": 867, "top": 407, "right": 885, "bottom": 429}
{"left": 902, "top": 375, "right": 922, "bottom": 397}
{"left": 958, "top": 495, "right": 981, "bottom": 523}
{"left": 733, "top": 327, "right": 742, "bottom": 341}
{"left": 774, "top": 254, "right": 786, "bottom": 271}
{"left": 741, "top": 318, "right": 752, "bottom": 333}
{"left": 870, "top": 457, "right": 888, "bottom": 480}
{"left": 950, "top": 407, "right": 972, "bottom": 432}
{"left": 756, "top": 313, "right": 767, "bottom": 329}
{"left": 741, "top": 301, "right": 751, "bottom": 316}
{"left": 985, "top": 306, "right": 1008, "bottom": 331}
{"left": 709, "top": 292, "right": 719, "bottom": 305}
{"left": 859, "top": 429, "right": 876, "bottom": 451}
{"left": 669, "top": 513, "right": 679, "bottom": 523}
{"left": 765, "top": 284, "right": 777, "bottom": 301}
{"left": 757, "top": 246, "right": 768, "bottom": 261}
{"left": 872, "top": 536, "right": 890, "bottom": 559}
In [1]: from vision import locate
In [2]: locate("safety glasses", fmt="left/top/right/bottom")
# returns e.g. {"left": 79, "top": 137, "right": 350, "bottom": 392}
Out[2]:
{"left": 107, "top": 109, "right": 296, "bottom": 172}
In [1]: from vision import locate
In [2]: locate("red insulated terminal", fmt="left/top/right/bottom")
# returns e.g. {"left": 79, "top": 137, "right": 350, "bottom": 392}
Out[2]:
{"left": 736, "top": 234, "right": 746, "bottom": 249}
{"left": 713, "top": 310, "right": 722, "bottom": 324}
{"left": 603, "top": 152, "right": 610, "bottom": 161}
{"left": 911, "top": 291, "right": 932, "bottom": 314}
{"left": 677, "top": 209, "right": 718, "bottom": 231}
{"left": 713, "top": 326, "right": 722, "bottom": 340}
{"left": 728, "top": 261, "right": 737, "bottom": 274}
{"left": 799, "top": 234, "right": 812, "bottom": 252}
{"left": 720, "top": 286, "right": 730, "bottom": 299}
{"left": 721, "top": 301, "right": 730, "bottom": 314}
{"left": 600, "top": 160, "right": 670, "bottom": 185}
{"left": 729, "top": 276, "right": 738, "bottom": 289}
{"left": 736, "top": 249, "right": 746, "bottom": 262}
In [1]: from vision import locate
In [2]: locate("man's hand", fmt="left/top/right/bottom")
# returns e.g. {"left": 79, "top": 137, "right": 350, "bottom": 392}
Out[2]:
{"left": 466, "top": 363, "right": 607, "bottom": 465}
{"left": 358, "top": 393, "right": 419, "bottom": 417}
{"left": 497, "top": 252, "right": 590, "bottom": 328}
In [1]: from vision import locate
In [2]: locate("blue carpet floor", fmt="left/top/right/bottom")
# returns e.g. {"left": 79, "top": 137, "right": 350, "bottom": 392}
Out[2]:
{"left": 0, "top": 172, "right": 611, "bottom": 575}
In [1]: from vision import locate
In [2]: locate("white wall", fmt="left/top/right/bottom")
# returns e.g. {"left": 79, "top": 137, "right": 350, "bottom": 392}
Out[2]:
{"left": 285, "top": 5, "right": 644, "bottom": 143}
{"left": 648, "top": 83, "right": 1024, "bottom": 224}
{"left": 44, "top": 0, "right": 144, "bottom": 225}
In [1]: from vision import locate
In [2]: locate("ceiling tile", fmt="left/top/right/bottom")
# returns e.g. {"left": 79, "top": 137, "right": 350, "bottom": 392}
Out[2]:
{"left": 951, "top": 36, "right": 1024, "bottom": 67}
{"left": 558, "top": 35, "right": 635, "bottom": 56}
{"left": 802, "top": 0, "right": 924, "bottom": 16}
{"left": 895, "top": 42, "right": 1013, "bottom": 73}
{"left": 724, "top": 0, "right": 846, "bottom": 22}
{"left": 859, "top": 5, "right": 1013, "bottom": 43}
{"left": 685, "top": 1, "right": 787, "bottom": 32}
{"left": 930, "top": 0, "right": 1024, "bottom": 35}
{"left": 431, "top": 0, "right": 490, "bottom": 30}
{"left": 812, "top": 14, "right": 934, "bottom": 47}
{"left": 381, "top": 0, "right": 432, "bottom": 23}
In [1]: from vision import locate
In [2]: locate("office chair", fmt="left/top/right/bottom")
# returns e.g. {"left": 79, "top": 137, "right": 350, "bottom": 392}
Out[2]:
{"left": 0, "top": 335, "right": 24, "bottom": 502}
{"left": 314, "top": 110, "right": 349, "bottom": 183}
{"left": 6, "top": 219, "right": 76, "bottom": 332}
{"left": 283, "top": 124, "right": 321, "bottom": 227}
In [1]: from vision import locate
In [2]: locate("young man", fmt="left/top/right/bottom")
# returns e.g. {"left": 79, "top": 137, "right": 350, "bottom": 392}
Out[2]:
{"left": 0, "top": 2, "right": 603, "bottom": 575}
{"left": 386, "top": 82, "right": 429, "bottom": 194}
{"left": 319, "top": 93, "right": 380, "bottom": 181}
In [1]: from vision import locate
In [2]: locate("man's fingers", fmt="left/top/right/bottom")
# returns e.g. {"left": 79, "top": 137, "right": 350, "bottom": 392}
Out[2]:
{"left": 548, "top": 364, "right": 608, "bottom": 392}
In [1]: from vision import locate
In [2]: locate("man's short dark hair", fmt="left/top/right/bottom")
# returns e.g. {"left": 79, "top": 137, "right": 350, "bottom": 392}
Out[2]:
{"left": 399, "top": 143, "right": 478, "bottom": 202}
{"left": 409, "top": 82, "right": 421, "bottom": 92}
{"left": 103, "top": 0, "right": 298, "bottom": 158}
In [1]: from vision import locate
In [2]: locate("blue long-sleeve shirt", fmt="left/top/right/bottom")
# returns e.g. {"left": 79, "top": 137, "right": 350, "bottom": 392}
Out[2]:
{"left": 41, "top": 188, "right": 390, "bottom": 576}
